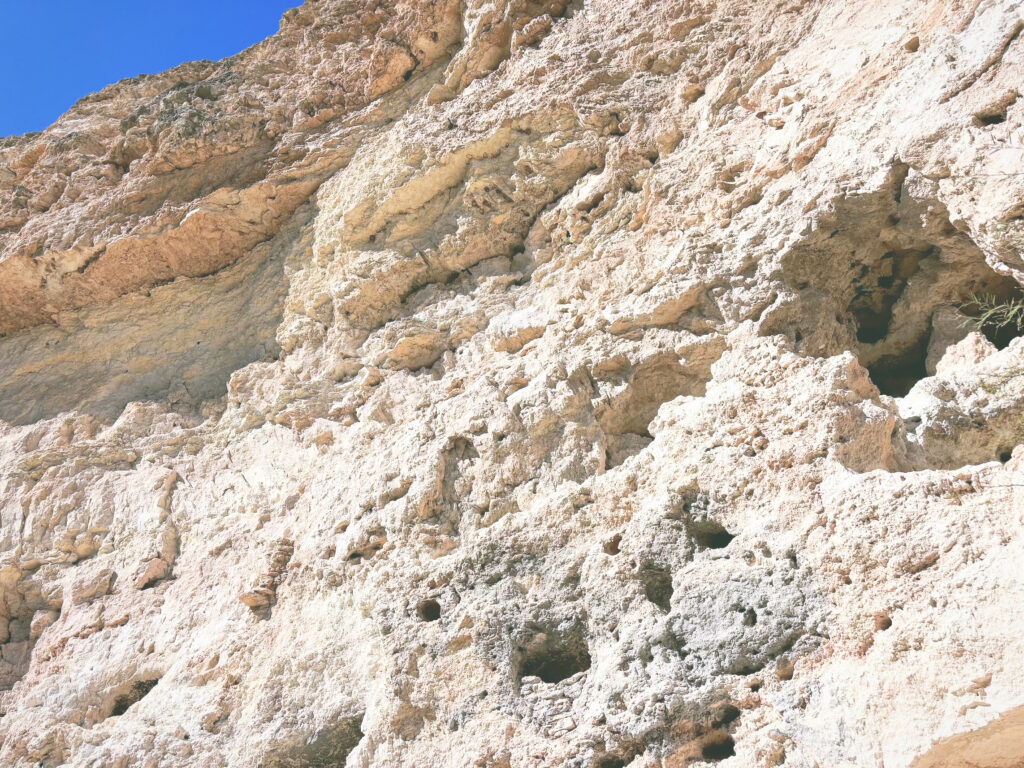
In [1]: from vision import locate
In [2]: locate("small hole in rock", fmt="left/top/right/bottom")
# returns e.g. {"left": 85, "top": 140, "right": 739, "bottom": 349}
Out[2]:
{"left": 976, "top": 111, "right": 1007, "bottom": 126}
{"left": 691, "top": 520, "right": 735, "bottom": 550}
{"left": 596, "top": 355, "right": 710, "bottom": 441}
{"left": 109, "top": 678, "right": 159, "bottom": 717}
{"left": 521, "top": 636, "right": 591, "bottom": 684}
{"left": 522, "top": 648, "right": 591, "bottom": 684}
{"left": 643, "top": 569, "right": 673, "bottom": 612}
{"left": 712, "top": 702, "right": 742, "bottom": 726}
{"left": 867, "top": 332, "right": 930, "bottom": 397}
{"left": 702, "top": 734, "right": 736, "bottom": 761}
{"left": 416, "top": 599, "right": 441, "bottom": 622}
{"left": 603, "top": 534, "right": 622, "bottom": 555}
{"left": 1000, "top": 451, "right": 1012, "bottom": 463}
{"left": 595, "top": 757, "right": 626, "bottom": 768}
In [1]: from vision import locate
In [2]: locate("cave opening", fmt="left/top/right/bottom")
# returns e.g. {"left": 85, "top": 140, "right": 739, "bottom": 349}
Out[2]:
{"left": 522, "top": 645, "right": 591, "bottom": 684}
{"left": 867, "top": 332, "right": 931, "bottom": 397}
{"left": 701, "top": 734, "right": 737, "bottom": 761}
{"left": 642, "top": 569, "right": 674, "bottom": 612}
{"left": 109, "top": 678, "right": 160, "bottom": 718}
{"left": 850, "top": 247, "right": 932, "bottom": 344}
{"left": 690, "top": 520, "right": 735, "bottom": 550}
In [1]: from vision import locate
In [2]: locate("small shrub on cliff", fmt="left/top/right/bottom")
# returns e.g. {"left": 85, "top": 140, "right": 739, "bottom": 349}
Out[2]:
{"left": 960, "top": 293, "right": 1024, "bottom": 346}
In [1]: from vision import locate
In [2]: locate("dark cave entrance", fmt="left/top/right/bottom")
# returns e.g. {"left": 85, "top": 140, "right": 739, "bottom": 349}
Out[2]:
{"left": 866, "top": 333, "right": 930, "bottom": 397}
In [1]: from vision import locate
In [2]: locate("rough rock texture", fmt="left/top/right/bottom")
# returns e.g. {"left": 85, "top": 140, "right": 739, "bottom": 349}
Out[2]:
{"left": 1, "top": 1, "right": 1023, "bottom": 766}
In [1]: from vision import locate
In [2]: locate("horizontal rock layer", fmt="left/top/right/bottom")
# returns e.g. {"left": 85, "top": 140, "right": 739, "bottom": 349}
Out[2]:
{"left": 0, "top": 0, "right": 1023, "bottom": 766}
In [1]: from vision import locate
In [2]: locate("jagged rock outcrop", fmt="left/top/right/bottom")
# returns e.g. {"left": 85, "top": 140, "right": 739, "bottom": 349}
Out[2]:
{"left": 0, "top": 1, "right": 1023, "bottom": 766}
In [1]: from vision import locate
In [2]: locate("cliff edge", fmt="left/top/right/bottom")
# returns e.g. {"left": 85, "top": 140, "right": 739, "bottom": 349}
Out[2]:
{"left": 1, "top": 1, "right": 1023, "bottom": 766}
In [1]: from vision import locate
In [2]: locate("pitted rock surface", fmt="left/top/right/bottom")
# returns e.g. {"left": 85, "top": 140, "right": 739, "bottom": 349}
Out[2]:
{"left": 0, "top": 1, "right": 1023, "bottom": 766}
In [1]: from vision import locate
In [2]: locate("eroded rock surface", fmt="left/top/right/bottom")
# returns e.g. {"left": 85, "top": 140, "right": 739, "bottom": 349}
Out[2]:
{"left": 0, "top": 1, "right": 1023, "bottom": 766}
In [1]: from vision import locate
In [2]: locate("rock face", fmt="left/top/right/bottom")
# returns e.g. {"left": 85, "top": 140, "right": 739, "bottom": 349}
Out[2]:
{"left": 0, "top": 0, "right": 1023, "bottom": 765}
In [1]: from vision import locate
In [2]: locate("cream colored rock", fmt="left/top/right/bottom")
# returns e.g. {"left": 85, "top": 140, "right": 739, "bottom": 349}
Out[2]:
{"left": 924, "top": 305, "right": 972, "bottom": 375}
{"left": 934, "top": 331, "right": 997, "bottom": 377}
{"left": 0, "top": 0, "right": 1023, "bottom": 766}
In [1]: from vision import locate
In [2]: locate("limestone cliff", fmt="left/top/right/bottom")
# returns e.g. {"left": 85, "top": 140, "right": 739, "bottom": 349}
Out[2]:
{"left": 1, "top": 1, "right": 1023, "bottom": 766}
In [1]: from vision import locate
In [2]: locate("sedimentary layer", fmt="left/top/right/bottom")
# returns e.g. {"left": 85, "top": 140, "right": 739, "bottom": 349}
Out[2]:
{"left": 0, "top": 1, "right": 1023, "bottom": 766}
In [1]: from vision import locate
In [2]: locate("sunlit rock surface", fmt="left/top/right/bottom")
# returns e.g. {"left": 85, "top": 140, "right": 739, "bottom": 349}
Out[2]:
{"left": 0, "top": 1, "right": 1023, "bottom": 765}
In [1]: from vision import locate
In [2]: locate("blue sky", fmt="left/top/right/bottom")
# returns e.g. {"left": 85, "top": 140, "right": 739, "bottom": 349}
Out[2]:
{"left": 0, "top": 1, "right": 299, "bottom": 137}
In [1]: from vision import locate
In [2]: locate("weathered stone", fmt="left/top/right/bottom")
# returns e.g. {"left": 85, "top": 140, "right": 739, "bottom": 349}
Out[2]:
{"left": 0, "top": 0, "right": 1023, "bottom": 766}
{"left": 134, "top": 558, "right": 171, "bottom": 590}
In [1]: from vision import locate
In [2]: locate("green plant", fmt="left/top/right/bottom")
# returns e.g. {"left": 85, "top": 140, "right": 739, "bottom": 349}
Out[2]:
{"left": 960, "top": 293, "right": 1024, "bottom": 336}
{"left": 979, "top": 365, "right": 1024, "bottom": 395}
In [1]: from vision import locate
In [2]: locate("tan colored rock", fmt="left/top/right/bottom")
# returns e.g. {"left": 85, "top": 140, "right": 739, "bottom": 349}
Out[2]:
{"left": 68, "top": 567, "right": 117, "bottom": 605}
{"left": 0, "top": 0, "right": 1023, "bottom": 766}
{"left": 924, "top": 305, "right": 972, "bottom": 375}
{"left": 239, "top": 588, "right": 275, "bottom": 610}
{"left": 134, "top": 559, "right": 171, "bottom": 591}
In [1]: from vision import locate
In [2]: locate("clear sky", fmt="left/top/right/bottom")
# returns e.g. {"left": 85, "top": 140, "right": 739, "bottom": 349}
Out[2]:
{"left": 0, "top": 1, "right": 300, "bottom": 138}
